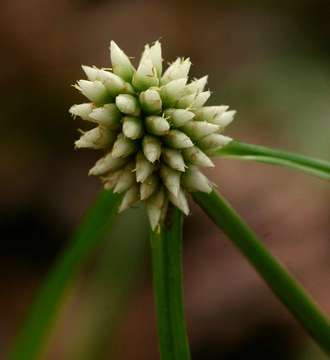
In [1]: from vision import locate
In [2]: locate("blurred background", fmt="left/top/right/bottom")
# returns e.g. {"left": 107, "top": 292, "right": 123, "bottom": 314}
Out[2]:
{"left": 0, "top": 0, "right": 329, "bottom": 359}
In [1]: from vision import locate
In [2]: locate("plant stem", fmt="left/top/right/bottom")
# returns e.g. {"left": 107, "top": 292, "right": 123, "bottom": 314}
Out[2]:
{"left": 193, "top": 190, "right": 330, "bottom": 354}
{"left": 150, "top": 205, "right": 191, "bottom": 360}
{"left": 213, "top": 140, "right": 330, "bottom": 180}
{"left": 8, "top": 190, "right": 122, "bottom": 360}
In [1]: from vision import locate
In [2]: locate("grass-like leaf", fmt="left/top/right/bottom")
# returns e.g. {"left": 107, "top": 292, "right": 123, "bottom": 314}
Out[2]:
{"left": 213, "top": 140, "right": 330, "bottom": 180}
{"left": 8, "top": 190, "right": 121, "bottom": 360}
{"left": 150, "top": 205, "right": 191, "bottom": 360}
{"left": 193, "top": 190, "right": 330, "bottom": 354}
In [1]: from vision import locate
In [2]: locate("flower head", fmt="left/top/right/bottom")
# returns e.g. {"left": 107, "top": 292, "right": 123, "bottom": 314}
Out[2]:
{"left": 70, "top": 41, "right": 235, "bottom": 230}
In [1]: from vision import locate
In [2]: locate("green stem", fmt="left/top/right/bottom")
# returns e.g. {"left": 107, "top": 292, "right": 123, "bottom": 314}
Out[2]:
{"left": 8, "top": 190, "right": 121, "bottom": 360}
{"left": 213, "top": 140, "right": 330, "bottom": 180}
{"left": 193, "top": 190, "right": 330, "bottom": 354}
{"left": 150, "top": 206, "right": 191, "bottom": 360}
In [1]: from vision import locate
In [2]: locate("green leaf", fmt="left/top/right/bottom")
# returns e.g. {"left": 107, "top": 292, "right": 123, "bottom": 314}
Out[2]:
{"left": 150, "top": 205, "right": 191, "bottom": 360}
{"left": 213, "top": 140, "right": 330, "bottom": 180}
{"left": 193, "top": 190, "right": 330, "bottom": 354}
{"left": 8, "top": 190, "right": 121, "bottom": 360}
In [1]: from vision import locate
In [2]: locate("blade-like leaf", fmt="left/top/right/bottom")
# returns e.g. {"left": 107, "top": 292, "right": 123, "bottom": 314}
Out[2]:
{"left": 9, "top": 190, "right": 121, "bottom": 360}
{"left": 150, "top": 205, "right": 191, "bottom": 360}
{"left": 213, "top": 140, "right": 330, "bottom": 180}
{"left": 193, "top": 190, "right": 330, "bottom": 354}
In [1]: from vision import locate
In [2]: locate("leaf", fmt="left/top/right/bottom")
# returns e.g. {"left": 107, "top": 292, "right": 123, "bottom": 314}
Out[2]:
{"left": 213, "top": 140, "right": 330, "bottom": 180}
{"left": 193, "top": 190, "right": 330, "bottom": 355}
{"left": 8, "top": 190, "right": 121, "bottom": 360}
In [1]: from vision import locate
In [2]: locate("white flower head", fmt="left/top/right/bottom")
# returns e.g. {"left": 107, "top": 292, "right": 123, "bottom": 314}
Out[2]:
{"left": 70, "top": 41, "right": 236, "bottom": 230}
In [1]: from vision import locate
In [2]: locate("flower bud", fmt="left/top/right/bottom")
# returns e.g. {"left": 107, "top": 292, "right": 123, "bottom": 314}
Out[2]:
{"left": 110, "top": 41, "right": 135, "bottom": 82}
{"left": 164, "top": 130, "right": 193, "bottom": 149}
{"left": 160, "top": 164, "right": 181, "bottom": 196}
{"left": 140, "top": 173, "right": 158, "bottom": 200}
{"left": 176, "top": 94, "right": 195, "bottom": 109}
{"left": 69, "top": 103, "right": 94, "bottom": 120}
{"left": 160, "top": 78, "right": 187, "bottom": 107}
{"left": 89, "top": 104, "right": 121, "bottom": 128}
{"left": 82, "top": 65, "right": 99, "bottom": 81}
{"left": 139, "top": 89, "right": 162, "bottom": 114}
{"left": 132, "top": 52, "right": 159, "bottom": 90}
{"left": 141, "top": 41, "right": 163, "bottom": 78}
{"left": 114, "top": 162, "right": 136, "bottom": 193}
{"left": 164, "top": 108, "right": 195, "bottom": 127}
{"left": 115, "top": 94, "right": 141, "bottom": 116}
{"left": 145, "top": 115, "right": 170, "bottom": 136}
{"left": 135, "top": 151, "right": 155, "bottom": 182}
{"left": 184, "top": 76, "right": 208, "bottom": 95}
{"left": 181, "top": 121, "right": 219, "bottom": 140}
{"left": 122, "top": 116, "right": 144, "bottom": 140}
{"left": 89, "top": 152, "right": 128, "bottom": 176}
{"left": 198, "top": 133, "right": 232, "bottom": 150}
{"left": 212, "top": 110, "right": 236, "bottom": 129}
{"left": 161, "top": 58, "right": 191, "bottom": 85}
{"left": 103, "top": 72, "right": 134, "bottom": 96}
{"left": 182, "top": 146, "right": 214, "bottom": 167}
{"left": 191, "top": 91, "right": 211, "bottom": 108}
{"left": 119, "top": 184, "right": 139, "bottom": 212}
{"left": 112, "top": 133, "right": 137, "bottom": 158}
{"left": 75, "top": 80, "right": 109, "bottom": 105}
{"left": 102, "top": 169, "right": 122, "bottom": 190}
{"left": 142, "top": 135, "right": 162, "bottom": 163}
{"left": 146, "top": 187, "right": 165, "bottom": 230}
{"left": 162, "top": 148, "right": 186, "bottom": 172}
{"left": 75, "top": 127, "right": 115, "bottom": 149}
{"left": 194, "top": 106, "right": 228, "bottom": 122}
{"left": 182, "top": 167, "right": 212, "bottom": 193}
{"left": 167, "top": 188, "right": 189, "bottom": 215}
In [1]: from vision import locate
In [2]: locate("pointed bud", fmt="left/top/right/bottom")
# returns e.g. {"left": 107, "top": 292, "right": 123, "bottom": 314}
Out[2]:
{"left": 112, "top": 133, "right": 136, "bottom": 158}
{"left": 82, "top": 65, "right": 99, "bottom": 81}
{"left": 132, "top": 50, "right": 159, "bottom": 90}
{"left": 181, "top": 121, "right": 219, "bottom": 140}
{"left": 182, "top": 167, "right": 212, "bottom": 193}
{"left": 164, "top": 108, "right": 195, "bottom": 127}
{"left": 75, "top": 80, "right": 109, "bottom": 104}
{"left": 75, "top": 127, "right": 115, "bottom": 149}
{"left": 198, "top": 133, "right": 232, "bottom": 150}
{"left": 142, "top": 135, "right": 162, "bottom": 163}
{"left": 160, "top": 164, "right": 181, "bottom": 196}
{"left": 161, "top": 58, "right": 191, "bottom": 85}
{"left": 115, "top": 94, "right": 141, "bottom": 116}
{"left": 89, "top": 152, "right": 128, "bottom": 176}
{"left": 102, "top": 71, "right": 134, "bottom": 96}
{"left": 182, "top": 146, "right": 214, "bottom": 167}
{"left": 184, "top": 76, "right": 208, "bottom": 95}
{"left": 135, "top": 152, "right": 155, "bottom": 182}
{"left": 162, "top": 148, "right": 186, "bottom": 172}
{"left": 194, "top": 106, "right": 229, "bottom": 122}
{"left": 148, "top": 41, "right": 163, "bottom": 77}
{"left": 69, "top": 103, "right": 94, "bottom": 120}
{"left": 145, "top": 116, "right": 170, "bottom": 136}
{"left": 168, "top": 188, "right": 189, "bottom": 215}
{"left": 176, "top": 93, "right": 196, "bottom": 109}
{"left": 140, "top": 173, "right": 158, "bottom": 200}
{"left": 114, "top": 162, "right": 136, "bottom": 193}
{"left": 102, "top": 169, "right": 122, "bottom": 190}
{"left": 191, "top": 90, "right": 211, "bottom": 108}
{"left": 110, "top": 41, "right": 135, "bottom": 82}
{"left": 119, "top": 184, "right": 139, "bottom": 212}
{"left": 89, "top": 104, "right": 121, "bottom": 128}
{"left": 122, "top": 116, "right": 144, "bottom": 140}
{"left": 212, "top": 110, "right": 236, "bottom": 129}
{"left": 164, "top": 130, "right": 193, "bottom": 149}
{"left": 160, "top": 78, "right": 187, "bottom": 107}
{"left": 139, "top": 89, "right": 162, "bottom": 114}
{"left": 146, "top": 187, "right": 165, "bottom": 230}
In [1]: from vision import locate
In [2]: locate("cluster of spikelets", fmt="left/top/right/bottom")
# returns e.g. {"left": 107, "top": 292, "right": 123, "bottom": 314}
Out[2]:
{"left": 69, "top": 41, "right": 235, "bottom": 230}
